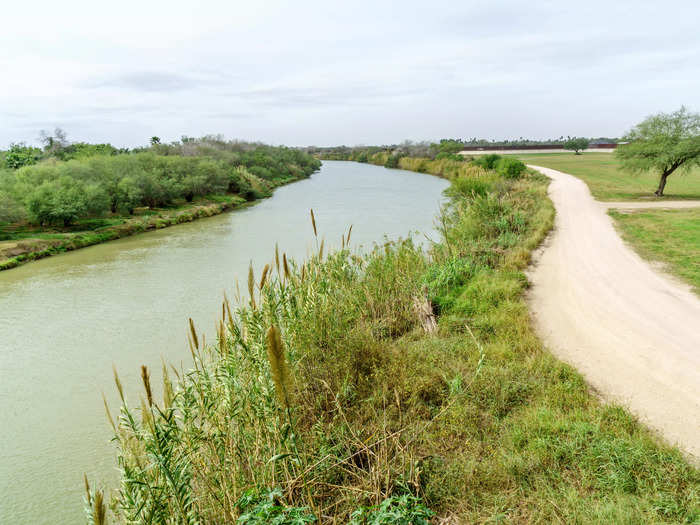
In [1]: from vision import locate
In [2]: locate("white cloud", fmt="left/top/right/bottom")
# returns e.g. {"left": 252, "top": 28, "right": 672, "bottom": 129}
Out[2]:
{"left": 1, "top": 0, "right": 699, "bottom": 147}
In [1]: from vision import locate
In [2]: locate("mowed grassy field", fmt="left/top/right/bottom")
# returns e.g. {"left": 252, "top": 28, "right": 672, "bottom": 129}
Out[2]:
{"left": 610, "top": 208, "right": 700, "bottom": 294}
{"left": 514, "top": 152, "right": 700, "bottom": 200}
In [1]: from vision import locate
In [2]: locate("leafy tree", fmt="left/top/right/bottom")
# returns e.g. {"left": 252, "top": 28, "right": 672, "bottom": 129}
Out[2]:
{"left": 150, "top": 136, "right": 161, "bottom": 146}
{"left": 116, "top": 177, "right": 144, "bottom": 214}
{"left": 563, "top": 137, "right": 590, "bottom": 154}
{"left": 616, "top": 106, "right": 700, "bottom": 196}
{"left": 4, "top": 143, "right": 42, "bottom": 169}
{"left": 0, "top": 191, "right": 25, "bottom": 223}
{"left": 26, "top": 177, "right": 88, "bottom": 226}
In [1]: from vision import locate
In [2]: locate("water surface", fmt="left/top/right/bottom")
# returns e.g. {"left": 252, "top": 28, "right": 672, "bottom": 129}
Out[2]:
{"left": 0, "top": 161, "right": 449, "bottom": 523}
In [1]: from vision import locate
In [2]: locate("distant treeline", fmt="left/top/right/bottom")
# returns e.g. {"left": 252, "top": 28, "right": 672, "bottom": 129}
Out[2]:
{"left": 0, "top": 132, "right": 320, "bottom": 226}
{"left": 307, "top": 137, "right": 619, "bottom": 161}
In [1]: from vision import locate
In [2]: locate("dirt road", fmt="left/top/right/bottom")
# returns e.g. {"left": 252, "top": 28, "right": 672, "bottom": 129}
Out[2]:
{"left": 527, "top": 165, "right": 700, "bottom": 460}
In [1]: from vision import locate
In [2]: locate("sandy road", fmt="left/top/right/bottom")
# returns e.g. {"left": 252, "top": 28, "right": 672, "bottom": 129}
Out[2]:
{"left": 527, "top": 165, "right": 700, "bottom": 461}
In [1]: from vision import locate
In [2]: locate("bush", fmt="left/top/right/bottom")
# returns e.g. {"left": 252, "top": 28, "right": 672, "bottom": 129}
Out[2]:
{"left": 384, "top": 154, "right": 402, "bottom": 169}
{"left": 472, "top": 153, "right": 501, "bottom": 170}
{"left": 1, "top": 144, "right": 320, "bottom": 226}
{"left": 495, "top": 157, "right": 526, "bottom": 179}
{"left": 3, "top": 143, "right": 41, "bottom": 169}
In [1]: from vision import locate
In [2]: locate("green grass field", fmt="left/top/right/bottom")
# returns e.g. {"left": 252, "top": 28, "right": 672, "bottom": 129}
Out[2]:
{"left": 515, "top": 153, "right": 700, "bottom": 200}
{"left": 610, "top": 208, "right": 700, "bottom": 293}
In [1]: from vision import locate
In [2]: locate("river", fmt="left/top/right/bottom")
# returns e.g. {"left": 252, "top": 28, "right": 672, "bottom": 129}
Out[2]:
{"left": 0, "top": 160, "right": 449, "bottom": 523}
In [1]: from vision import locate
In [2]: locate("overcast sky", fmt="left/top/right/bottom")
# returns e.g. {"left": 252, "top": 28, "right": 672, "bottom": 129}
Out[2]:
{"left": 1, "top": 0, "right": 699, "bottom": 148}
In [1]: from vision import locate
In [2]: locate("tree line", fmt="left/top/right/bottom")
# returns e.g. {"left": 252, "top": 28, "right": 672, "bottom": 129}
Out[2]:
{"left": 0, "top": 133, "right": 321, "bottom": 226}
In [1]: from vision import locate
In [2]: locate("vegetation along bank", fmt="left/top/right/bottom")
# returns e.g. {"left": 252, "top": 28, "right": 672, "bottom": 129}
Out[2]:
{"left": 0, "top": 135, "right": 321, "bottom": 271}
{"left": 90, "top": 151, "right": 699, "bottom": 523}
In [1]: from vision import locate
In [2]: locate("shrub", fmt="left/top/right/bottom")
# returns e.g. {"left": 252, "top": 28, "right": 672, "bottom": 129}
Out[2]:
{"left": 472, "top": 153, "right": 501, "bottom": 170}
{"left": 4, "top": 143, "right": 41, "bottom": 169}
{"left": 384, "top": 154, "right": 402, "bottom": 168}
{"left": 495, "top": 157, "right": 526, "bottom": 179}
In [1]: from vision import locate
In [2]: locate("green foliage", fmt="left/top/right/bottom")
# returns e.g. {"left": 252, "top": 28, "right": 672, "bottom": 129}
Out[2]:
{"left": 563, "top": 136, "right": 590, "bottom": 154}
{"left": 0, "top": 190, "right": 25, "bottom": 223}
{"left": 435, "top": 139, "right": 465, "bottom": 156}
{"left": 236, "top": 488, "right": 316, "bottom": 524}
{"left": 384, "top": 153, "right": 403, "bottom": 168}
{"left": 94, "top": 158, "right": 699, "bottom": 523}
{"left": 3, "top": 143, "right": 42, "bottom": 169}
{"left": 57, "top": 142, "right": 120, "bottom": 161}
{"left": 472, "top": 153, "right": 501, "bottom": 170}
{"left": 0, "top": 141, "right": 320, "bottom": 226}
{"left": 495, "top": 157, "right": 527, "bottom": 179}
{"left": 616, "top": 106, "right": 700, "bottom": 195}
{"left": 26, "top": 177, "right": 90, "bottom": 226}
{"left": 349, "top": 495, "right": 434, "bottom": 524}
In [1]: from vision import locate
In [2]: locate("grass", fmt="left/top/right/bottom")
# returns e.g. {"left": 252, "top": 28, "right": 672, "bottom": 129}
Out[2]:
{"left": 610, "top": 208, "right": 700, "bottom": 294}
{"left": 92, "top": 159, "right": 700, "bottom": 524}
{"left": 513, "top": 152, "right": 700, "bottom": 200}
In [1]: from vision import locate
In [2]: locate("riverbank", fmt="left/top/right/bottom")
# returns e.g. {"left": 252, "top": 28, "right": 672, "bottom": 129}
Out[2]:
{"left": 95, "top": 158, "right": 699, "bottom": 523}
{"left": 0, "top": 176, "right": 303, "bottom": 272}
{"left": 1, "top": 161, "right": 448, "bottom": 524}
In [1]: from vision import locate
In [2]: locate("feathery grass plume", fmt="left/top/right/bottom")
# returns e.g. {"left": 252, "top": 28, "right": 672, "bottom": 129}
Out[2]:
{"left": 140, "top": 396, "right": 154, "bottom": 433}
{"left": 283, "top": 253, "right": 291, "bottom": 280}
{"left": 260, "top": 263, "right": 270, "bottom": 289}
{"left": 248, "top": 263, "right": 256, "bottom": 310}
{"left": 141, "top": 365, "right": 153, "bottom": 407}
{"left": 346, "top": 224, "right": 353, "bottom": 245}
{"left": 218, "top": 319, "right": 227, "bottom": 355}
{"left": 92, "top": 489, "right": 106, "bottom": 525}
{"left": 223, "top": 293, "right": 233, "bottom": 324}
{"left": 265, "top": 324, "right": 293, "bottom": 411}
{"left": 275, "top": 243, "right": 281, "bottom": 276}
{"left": 112, "top": 365, "right": 124, "bottom": 403}
{"left": 310, "top": 208, "right": 317, "bottom": 237}
{"left": 318, "top": 239, "right": 324, "bottom": 260}
{"left": 84, "top": 475, "right": 107, "bottom": 525}
{"left": 84, "top": 473, "right": 92, "bottom": 506}
{"left": 102, "top": 392, "right": 116, "bottom": 432}
{"left": 188, "top": 318, "right": 199, "bottom": 350}
{"left": 301, "top": 264, "right": 306, "bottom": 283}
{"left": 342, "top": 234, "right": 345, "bottom": 250}
{"left": 162, "top": 360, "right": 174, "bottom": 410}
{"left": 234, "top": 279, "right": 241, "bottom": 304}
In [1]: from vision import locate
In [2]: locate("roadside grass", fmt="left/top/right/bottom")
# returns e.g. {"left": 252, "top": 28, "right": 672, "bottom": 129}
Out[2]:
{"left": 513, "top": 152, "right": 700, "bottom": 200}
{"left": 610, "top": 208, "right": 700, "bottom": 294}
{"left": 92, "top": 159, "right": 700, "bottom": 524}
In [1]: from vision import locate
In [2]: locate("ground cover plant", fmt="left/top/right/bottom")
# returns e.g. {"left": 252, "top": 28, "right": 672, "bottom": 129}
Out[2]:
{"left": 513, "top": 152, "right": 700, "bottom": 200}
{"left": 610, "top": 207, "right": 700, "bottom": 294}
{"left": 91, "top": 157, "right": 699, "bottom": 523}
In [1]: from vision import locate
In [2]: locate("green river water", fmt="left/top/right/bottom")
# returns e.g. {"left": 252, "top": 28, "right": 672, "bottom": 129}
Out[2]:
{"left": 0, "top": 161, "right": 449, "bottom": 523}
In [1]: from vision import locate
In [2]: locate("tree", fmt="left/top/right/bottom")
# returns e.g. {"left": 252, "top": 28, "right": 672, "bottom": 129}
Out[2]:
{"left": 4, "top": 143, "right": 42, "bottom": 169}
{"left": 26, "top": 178, "right": 88, "bottom": 226}
{"left": 616, "top": 107, "right": 700, "bottom": 196}
{"left": 563, "top": 137, "right": 590, "bottom": 154}
{"left": 150, "top": 136, "right": 161, "bottom": 146}
{"left": 39, "top": 127, "right": 69, "bottom": 156}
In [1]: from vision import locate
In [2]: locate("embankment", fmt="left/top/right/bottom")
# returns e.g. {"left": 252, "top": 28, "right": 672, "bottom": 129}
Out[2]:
{"left": 93, "top": 156, "right": 699, "bottom": 523}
